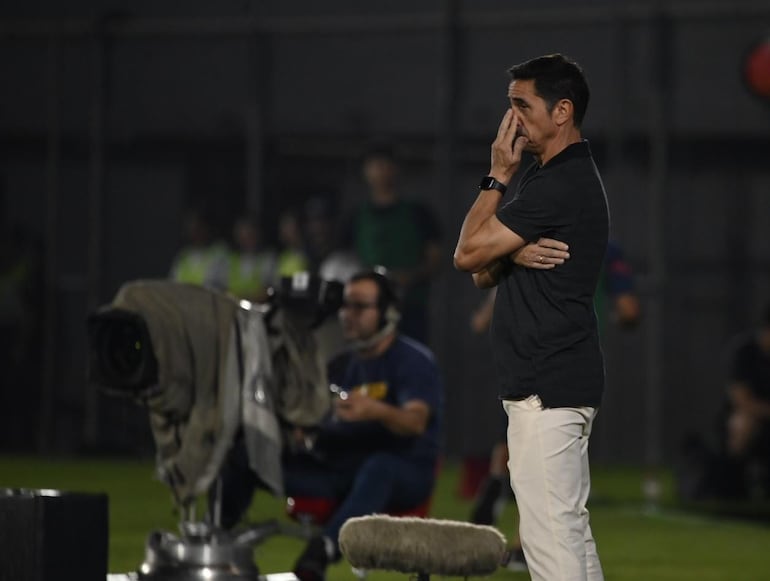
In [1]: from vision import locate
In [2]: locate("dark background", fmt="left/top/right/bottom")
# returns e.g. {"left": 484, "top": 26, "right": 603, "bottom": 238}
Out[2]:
{"left": 1, "top": 0, "right": 769, "bottom": 470}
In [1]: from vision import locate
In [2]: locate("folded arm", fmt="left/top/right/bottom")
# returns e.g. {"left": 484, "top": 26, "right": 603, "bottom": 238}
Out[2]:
{"left": 454, "top": 204, "right": 528, "bottom": 274}
{"left": 454, "top": 109, "right": 530, "bottom": 274}
{"left": 466, "top": 236, "right": 571, "bottom": 289}
{"left": 471, "top": 258, "right": 511, "bottom": 289}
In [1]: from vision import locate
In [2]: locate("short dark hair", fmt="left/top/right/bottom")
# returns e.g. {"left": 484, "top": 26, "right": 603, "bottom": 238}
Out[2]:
{"left": 508, "top": 54, "right": 590, "bottom": 128}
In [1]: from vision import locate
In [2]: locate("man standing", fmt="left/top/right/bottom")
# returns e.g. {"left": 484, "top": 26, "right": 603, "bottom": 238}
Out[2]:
{"left": 454, "top": 54, "right": 607, "bottom": 581}
{"left": 344, "top": 145, "right": 442, "bottom": 344}
{"left": 288, "top": 270, "right": 443, "bottom": 581}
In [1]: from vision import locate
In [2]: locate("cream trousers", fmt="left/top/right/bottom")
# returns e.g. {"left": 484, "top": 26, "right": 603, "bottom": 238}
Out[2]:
{"left": 503, "top": 396, "right": 604, "bottom": 581}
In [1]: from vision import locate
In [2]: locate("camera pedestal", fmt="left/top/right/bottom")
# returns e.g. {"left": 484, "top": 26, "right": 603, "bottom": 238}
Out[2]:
{"left": 138, "top": 522, "right": 258, "bottom": 581}
{"left": 133, "top": 521, "right": 302, "bottom": 581}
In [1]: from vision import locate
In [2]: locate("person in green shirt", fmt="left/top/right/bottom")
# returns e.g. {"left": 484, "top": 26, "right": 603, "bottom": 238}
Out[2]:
{"left": 344, "top": 145, "right": 442, "bottom": 344}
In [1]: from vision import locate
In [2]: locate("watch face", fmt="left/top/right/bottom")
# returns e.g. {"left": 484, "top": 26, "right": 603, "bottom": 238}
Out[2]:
{"left": 479, "top": 176, "right": 505, "bottom": 192}
{"left": 479, "top": 177, "right": 495, "bottom": 189}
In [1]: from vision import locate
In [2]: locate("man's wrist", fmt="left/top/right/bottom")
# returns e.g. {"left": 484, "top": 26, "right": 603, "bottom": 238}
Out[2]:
{"left": 483, "top": 258, "right": 511, "bottom": 280}
{"left": 478, "top": 175, "right": 508, "bottom": 194}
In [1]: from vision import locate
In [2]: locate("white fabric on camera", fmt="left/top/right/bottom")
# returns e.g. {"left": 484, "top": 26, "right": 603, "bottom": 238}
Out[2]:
{"left": 109, "top": 280, "right": 332, "bottom": 506}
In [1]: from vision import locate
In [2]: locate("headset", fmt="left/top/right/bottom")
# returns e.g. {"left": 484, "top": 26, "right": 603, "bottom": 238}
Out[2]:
{"left": 349, "top": 269, "right": 402, "bottom": 350}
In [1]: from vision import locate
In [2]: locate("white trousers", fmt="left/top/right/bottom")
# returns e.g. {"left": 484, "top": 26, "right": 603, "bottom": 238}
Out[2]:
{"left": 503, "top": 396, "right": 604, "bottom": 581}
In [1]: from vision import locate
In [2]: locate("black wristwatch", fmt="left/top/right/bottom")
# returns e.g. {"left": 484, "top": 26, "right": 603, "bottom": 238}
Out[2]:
{"left": 478, "top": 175, "right": 507, "bottom": 194}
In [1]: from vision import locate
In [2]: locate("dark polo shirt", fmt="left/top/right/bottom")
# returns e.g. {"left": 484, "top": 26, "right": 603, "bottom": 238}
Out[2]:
{"left": 493, "top": 140, "right": 609, "bottom": 408}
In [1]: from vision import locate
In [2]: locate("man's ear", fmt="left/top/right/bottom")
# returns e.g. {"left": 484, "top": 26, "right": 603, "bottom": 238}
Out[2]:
{"left": 552, "top": 99, "right": 574, "bottom": 127}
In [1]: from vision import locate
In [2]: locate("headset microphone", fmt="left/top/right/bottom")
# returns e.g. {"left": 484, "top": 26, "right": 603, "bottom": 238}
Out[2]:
{"left": 351, "top": 307, "right": 401, "bottom": 352}
{"left": 349, "top": 270, "right": 401, "bottom": 351}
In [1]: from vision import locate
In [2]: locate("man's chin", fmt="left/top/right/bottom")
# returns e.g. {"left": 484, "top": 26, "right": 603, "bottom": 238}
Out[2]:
{"left": 342, "top": 329, "right": 362, "bottom": 342}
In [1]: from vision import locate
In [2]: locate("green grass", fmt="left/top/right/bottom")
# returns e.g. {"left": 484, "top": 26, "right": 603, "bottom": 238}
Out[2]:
{"left": 2, "top": 456, "right": 770, "bottom": 580}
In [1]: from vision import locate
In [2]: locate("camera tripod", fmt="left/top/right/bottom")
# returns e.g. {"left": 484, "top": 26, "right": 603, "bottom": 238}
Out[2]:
{"left": 112, "top": 481, "right": 311, "bottom": 581}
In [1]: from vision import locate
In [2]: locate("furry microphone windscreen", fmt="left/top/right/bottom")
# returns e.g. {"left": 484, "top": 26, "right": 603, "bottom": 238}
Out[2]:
{"left": 338, "top": 515, "right": 507, "bottom": 577}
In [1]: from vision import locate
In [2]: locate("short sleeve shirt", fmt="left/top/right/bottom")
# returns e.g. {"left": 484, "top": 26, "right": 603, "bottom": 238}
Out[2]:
{"left": 493, "top": 140, "right": 609, "bottom": 408}
{"left": 320, "top": 336, "right": 443, "bottom": 463}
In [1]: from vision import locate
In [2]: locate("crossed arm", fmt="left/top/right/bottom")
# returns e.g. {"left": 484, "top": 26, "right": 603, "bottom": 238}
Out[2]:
{"left": 455, "top": 110, "right": 571, "bottom": 287}
{"left": 454, "top": 111, "right": 528, "bottom": 276}
{"left": 466, "top": 238, "right": 570, "bottom": 288}
{"left": 455, "top": 217, "right": 571, "bottom": 290}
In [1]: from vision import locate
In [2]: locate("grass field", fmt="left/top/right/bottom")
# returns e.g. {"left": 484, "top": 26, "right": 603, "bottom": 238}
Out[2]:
{"left": 2, "top": 455, "right": 770, "bottom": 580}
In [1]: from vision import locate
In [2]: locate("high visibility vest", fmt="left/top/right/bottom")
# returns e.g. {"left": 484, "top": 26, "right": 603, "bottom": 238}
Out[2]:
{"left": 228, "top": 251, "right": 277, "bottom": 300}
{"left": 170, "top": 243, "right": 228, "bottom": 288}
{"left": 276, "top": 249, "right": 309, "bottom": 278}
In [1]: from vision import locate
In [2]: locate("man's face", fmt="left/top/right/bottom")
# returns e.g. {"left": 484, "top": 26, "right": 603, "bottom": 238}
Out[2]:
{"left": 508, "top": 79, "right": 558, "bottom": 156}
{"left": 363, "top": 155, "right": 397, "bottom": 191}
{"left": 185, "top": 214, "right": 211, "bottom": 246}
{"left": 339, "top": 279, "right": 381, "bottom": 341}
{"left": 234, "top": 220, "right": 259, "bottom": 252}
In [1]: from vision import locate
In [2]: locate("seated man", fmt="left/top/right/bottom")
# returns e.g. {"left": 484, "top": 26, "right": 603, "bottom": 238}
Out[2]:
{"left": 676, "top": 305, "right": 770, "bottom": 502}
{"left": 721, "top": 302, "right": 770, "bottom": 499}
{"left": 286, "top": 270, "right": 444, "bottom": 581}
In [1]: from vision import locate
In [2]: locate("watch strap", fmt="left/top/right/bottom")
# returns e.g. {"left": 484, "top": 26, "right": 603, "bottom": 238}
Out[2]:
{"left": 479, "top": 175, "right": 507, "bottom": 194}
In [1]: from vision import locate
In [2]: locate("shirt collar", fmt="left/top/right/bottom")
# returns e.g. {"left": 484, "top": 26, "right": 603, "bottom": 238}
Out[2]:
{"left": 540, "top": 139, "right": 592, "bottom": 170}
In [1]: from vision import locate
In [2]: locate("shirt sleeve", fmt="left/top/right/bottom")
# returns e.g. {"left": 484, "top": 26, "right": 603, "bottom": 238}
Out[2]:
{"left": 496, "top": 174, "right": 576, "bottom": 242}
{"left": 392, "top": 349, "right": 442, "bottom": 413}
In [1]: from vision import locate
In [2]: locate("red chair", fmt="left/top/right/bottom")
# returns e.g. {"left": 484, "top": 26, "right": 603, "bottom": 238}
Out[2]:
{"left": 285, "top": 463, "right": 441, "bottom": 579}
{"left": 285, "top": 493, "right": 432, "bottom": 527}
{"left": 286, "top": 459, "right": 441, "bottom": 526}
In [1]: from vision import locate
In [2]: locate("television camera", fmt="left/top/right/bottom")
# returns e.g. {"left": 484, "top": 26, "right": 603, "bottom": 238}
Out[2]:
{"left": 87, "top": 274, "right": 343, "bottom": 581}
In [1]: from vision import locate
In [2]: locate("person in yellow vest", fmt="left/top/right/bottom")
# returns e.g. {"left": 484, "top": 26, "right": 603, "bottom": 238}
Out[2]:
{"left": 169, "top": 207, "right": 229, "bottom": 291}
{"left": 227, "top": 215, "right": 277, "bottom": 303}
